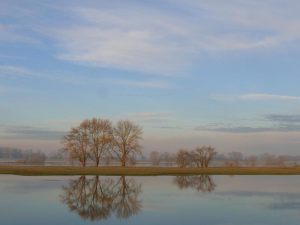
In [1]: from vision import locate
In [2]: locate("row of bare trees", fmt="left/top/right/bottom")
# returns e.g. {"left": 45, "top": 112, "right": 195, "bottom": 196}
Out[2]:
{"left": 175, "top": 146, "right": 217, "bottom": 168}
{"left": 62, "top": 118, "right": 143, "bottom": 167}
{"left": 222, "top": 152, "right": 288, "bottom": 167}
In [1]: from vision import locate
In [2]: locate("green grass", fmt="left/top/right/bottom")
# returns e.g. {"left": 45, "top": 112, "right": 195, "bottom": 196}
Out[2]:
{"left": 0, "top": 165, "right": 300, "bottom": 176}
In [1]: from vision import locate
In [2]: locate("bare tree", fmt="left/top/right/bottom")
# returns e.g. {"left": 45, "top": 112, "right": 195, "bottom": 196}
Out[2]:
{"left": 259, "top": 153, "right": 287, "bottom": 167}
{"left": 204, "top": 146, "right": 217, "bottom": 167}
{"left": 149, "top": 151, "right": 161, "bottom": 166}
{"left": 63, "top": 121, "right": 90, "bottom": 167}
{"left": 113, "top": 120, "right": 143, "bottom": 167}
{"left": 88, "top": 118, "right": 113, "bottom": 167}
{"left": 175, "top": 149, "right": 191, "bottom": 168}
{"left": 190, "top": 149, "right": 205, "bottom": 167}
{"left": 190, "top": 146, "right": 216, "bottom": 168}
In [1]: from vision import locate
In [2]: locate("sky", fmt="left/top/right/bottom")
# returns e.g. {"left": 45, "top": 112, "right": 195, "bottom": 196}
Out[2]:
{"left": 1, "top": 0, "right": 300, "bottom": 155}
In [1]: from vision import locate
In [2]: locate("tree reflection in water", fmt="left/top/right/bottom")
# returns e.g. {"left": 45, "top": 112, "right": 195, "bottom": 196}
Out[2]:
{"left": 173, "top": 175, "right": 216, "bottom": 193}
{"left": 61, "top": 176, "right": 142, "bottom": 221}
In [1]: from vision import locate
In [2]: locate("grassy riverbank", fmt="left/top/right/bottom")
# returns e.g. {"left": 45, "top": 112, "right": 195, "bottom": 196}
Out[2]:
{"left": 0, "top": 165, "right": 300, "bottom": 176}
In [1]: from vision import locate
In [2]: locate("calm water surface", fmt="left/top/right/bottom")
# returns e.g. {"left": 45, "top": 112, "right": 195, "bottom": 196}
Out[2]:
{"left": 0, "top": 175, "right": 299, "bottom": 225}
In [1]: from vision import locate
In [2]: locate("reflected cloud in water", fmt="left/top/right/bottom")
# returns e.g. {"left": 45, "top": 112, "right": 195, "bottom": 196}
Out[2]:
{"left": 215, "top": 190, "right": 300, "bottom": 211}
{"left": 269, "top": 202, "right": 300, "bottom": 210}
{"left": 60, "top": 176, "right": 142, "bottom": 221}
{"left": 2, "top": 175, "right": 300, "bottom": 225}
{"left": 59, "top": 175, "right": 300, "bottom": 224}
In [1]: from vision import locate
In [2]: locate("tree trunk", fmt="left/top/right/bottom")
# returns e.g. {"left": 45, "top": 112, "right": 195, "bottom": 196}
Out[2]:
{"left": 121, "top": 151, "right": 126, "bottom": 167}
{"left": 96, "top": 157, "right": 100, "bottom": 167}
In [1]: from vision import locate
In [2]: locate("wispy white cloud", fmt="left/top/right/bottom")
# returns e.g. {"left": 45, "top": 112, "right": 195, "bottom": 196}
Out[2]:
{"left": 0, "top": 65, "right": 79, "bottom": 84}
{"left": 3, "top": 1, "right": 300, "bottom": 75}
{"left": 2, "top": 1, "right": 300, "bottom": 76}
{"left": 0, "top": 65, "right": 37, "bottom": 78}
{"left": 173, "top": 0, "right": 300, "bottom": 46}
{"left": 0, "top": 125, "right": 66, "bottom": 140}
{"left": 212, "top": 93, "right": 300, "bottom": 102}
{"left": 238, "top": 93, "right": 300, "bottom": 101}
{"left": 0, "top": 65, "right": 171, "bottom": 89}
{"left": 194, "top": 122, "right": 300, "bottom": 133}
{"left": 265, "top": 114, "right": 300, "bottom": 123}
{"left": 195, "top": 125, "right": 282, "bottom": 133}
{"left": 37, "top": 1, "right": 300, "bottom": 75}
{"left": 195, "top": 113, "right": 300, "bottom": 133}
{"left": 156, "top": 125, "right": 183, "bottom": 130}
{"left": 47, "top": 15, "right": 190, "bottom": 76}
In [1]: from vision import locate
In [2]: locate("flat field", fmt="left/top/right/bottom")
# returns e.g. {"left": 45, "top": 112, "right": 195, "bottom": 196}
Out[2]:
{"left": 0, "top": 165, "right": 300, "bottom": 176}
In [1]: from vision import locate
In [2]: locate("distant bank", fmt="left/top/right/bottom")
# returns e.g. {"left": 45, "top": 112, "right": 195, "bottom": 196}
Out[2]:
{"left": 0, "top": 166, "right": 300, "bottom": 176}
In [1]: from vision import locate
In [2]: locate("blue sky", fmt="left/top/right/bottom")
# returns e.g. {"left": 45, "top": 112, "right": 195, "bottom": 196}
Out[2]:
{"left": 1, "top": 0, "right": 300, "bottom": 155}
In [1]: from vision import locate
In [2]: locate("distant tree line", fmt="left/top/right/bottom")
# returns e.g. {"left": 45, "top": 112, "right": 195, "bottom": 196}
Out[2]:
{"left": 148, "top": 149, "right": 300, "bottom": 167}
{"left": 2, "top": 132, "right": 299, "bottom": 168}
{"left": 62, "top": 118, "right": 143, "bottom": 167}
{"left": 0, "top": 147, "right": 24, "bottom": 159}
{"left": 149, "top": 151, "right": 175, "bottom": 166}
{"left": 149, "top": 146, "right": 217, "bottom": 168}
{"left": 216, "top": 151, "right": 296, "bottom": 167}
{"left": 0, "top": 147, "right": 46, "bottom": 164}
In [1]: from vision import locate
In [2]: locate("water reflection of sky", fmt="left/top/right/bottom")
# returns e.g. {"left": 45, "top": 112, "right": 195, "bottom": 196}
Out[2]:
{"left": 0, "top": 175, "right": 300, "bottom": 225}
